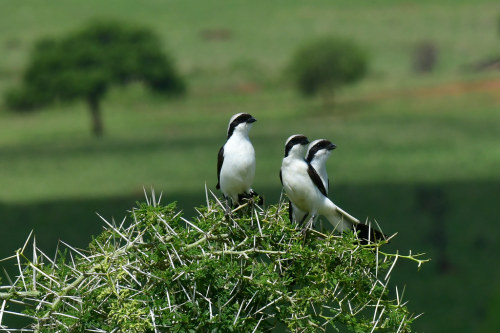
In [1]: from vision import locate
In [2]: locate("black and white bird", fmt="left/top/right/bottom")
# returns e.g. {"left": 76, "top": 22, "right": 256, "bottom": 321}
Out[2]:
{"left": 280, "top": 134, "right": 383, "bottom": 241}
{"left": 290, "top": 138, "right": 336, "bottom": 224}
{"left": 216, "top": 113, "right": 260, "bottom": 206}
{"left": 306, "top": 139, "right": 336, "bottom": 195}
{"left": 281, "top": 135, "right": 309, "bottom": 225}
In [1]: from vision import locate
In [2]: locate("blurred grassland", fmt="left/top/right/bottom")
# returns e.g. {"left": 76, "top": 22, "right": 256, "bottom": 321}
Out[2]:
{"left": 1, "top": 0, "right": 500, "bottom": 332}
{"left": 1, "top": 86, "right": 499, "bottom": 202}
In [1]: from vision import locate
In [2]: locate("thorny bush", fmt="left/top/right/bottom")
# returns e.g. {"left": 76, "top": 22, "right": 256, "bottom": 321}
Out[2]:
{"left": 0, "top": 191, "right": 428, "bottom": 332}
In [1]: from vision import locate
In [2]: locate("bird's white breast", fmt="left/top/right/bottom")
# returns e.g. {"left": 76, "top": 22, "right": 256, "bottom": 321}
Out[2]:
{"left": 281, "top": 157, "right": 320, "bottom": 213}
{"left": 220, "top": 135, "right": 255, "bottom": 196}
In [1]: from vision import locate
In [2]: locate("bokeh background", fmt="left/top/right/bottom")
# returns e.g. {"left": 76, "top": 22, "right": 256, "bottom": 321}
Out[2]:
{"left": 1, "top": 0, "right": 500, "bottom": 331}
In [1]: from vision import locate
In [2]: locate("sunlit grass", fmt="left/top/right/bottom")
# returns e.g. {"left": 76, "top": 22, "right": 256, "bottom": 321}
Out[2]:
{"left": 1, "top": 79, "right": 499, "bottom": 203}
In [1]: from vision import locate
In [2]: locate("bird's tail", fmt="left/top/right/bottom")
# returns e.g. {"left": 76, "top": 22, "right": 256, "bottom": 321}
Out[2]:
{"left": 321, "top": 199, "right": 359, "bottom": 233}
{"left": 321, "top": 198, "right": 386, "bottom": 243}
{"left": 353, "top": 223, "right": 387, "bottom": 244}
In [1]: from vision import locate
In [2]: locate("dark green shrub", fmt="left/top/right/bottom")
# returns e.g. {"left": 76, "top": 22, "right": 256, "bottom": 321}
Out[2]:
{"left": 5, "top": 20, "right": 185, "bottom": 136}
{"left": 289, "top": 37, "right": 368, "bottom": 104}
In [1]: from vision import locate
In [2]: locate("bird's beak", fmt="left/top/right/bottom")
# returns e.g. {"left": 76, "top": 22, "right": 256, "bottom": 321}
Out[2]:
{"left": 247, "top": 117, "right": 257, "bottom": 123}
{"left": 328, "top": 143, "right": 337, "bottom": 150}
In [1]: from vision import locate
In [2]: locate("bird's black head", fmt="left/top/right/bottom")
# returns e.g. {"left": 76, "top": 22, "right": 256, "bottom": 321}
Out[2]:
{"left": 306, "top": 139, "right": 336, "bottom": 163}
{"left": 227, "top": 113, "right": 256, "bottom": 139}
{"left": 284, "top": 134, "right": 309, "bottom": 157}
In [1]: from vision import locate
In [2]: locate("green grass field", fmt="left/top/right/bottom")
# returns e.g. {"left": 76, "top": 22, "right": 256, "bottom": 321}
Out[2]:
{"left": 1, "top": 0, "right": 500, "bottom": 332}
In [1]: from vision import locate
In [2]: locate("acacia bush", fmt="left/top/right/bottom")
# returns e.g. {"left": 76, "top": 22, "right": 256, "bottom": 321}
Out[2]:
{"left": 288, "top": 37, "right": 368, "bottom": 105}
{"left": 0, "top": 191, "right": 427, "bottom": 332}
{"left": 5, "top": 20, "right": 185, "bottom": 137}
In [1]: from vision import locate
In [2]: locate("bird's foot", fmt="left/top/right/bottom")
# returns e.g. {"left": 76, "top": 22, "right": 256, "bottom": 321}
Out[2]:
{"left": 238, "top": 192, "right": 264, "bottom": 209}
{"left": 249, "top": 190, "right": 264, "bottom": 206}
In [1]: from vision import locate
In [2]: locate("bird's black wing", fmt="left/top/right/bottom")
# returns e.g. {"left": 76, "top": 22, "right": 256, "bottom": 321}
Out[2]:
{"left": 216, "top": 146, "right": 224, "bottom": 189}
{"left": 307, "top": 163, "right": 327, "bottom": 197}
{"left": 279, "top": 169, "right": 283, "bottom": 185}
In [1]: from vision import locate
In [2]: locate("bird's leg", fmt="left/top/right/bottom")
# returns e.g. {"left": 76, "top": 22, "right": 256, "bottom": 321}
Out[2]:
{"left": 305, "top": 214, "right": 316, "bottom": 230}
{"left": 298, "top": 213, "right": 315, "bottom": 240}
{"left": 297, "top": 212, "right": 310, "bottom": 229}
{"left": 223, "top": 196, "right": 233, "bottom": 217}
{"left": 299, "top": 214, "right": 316, "bottom": 238}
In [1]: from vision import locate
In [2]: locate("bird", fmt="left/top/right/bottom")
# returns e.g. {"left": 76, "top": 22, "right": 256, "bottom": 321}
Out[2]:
{"left": 281, "top": 135, "right": 309, "bottom": 225}
{"left": 216, "top": 113, "right": 260, "bottom": 206}
{"left": 280, "top": 134, "right": 384, "bottom": 242}
{"left": 306, "top": 139, "right": 337, "bottom": 195}
{"left": 290, "top": 138, "right": 337, "bottom": 226}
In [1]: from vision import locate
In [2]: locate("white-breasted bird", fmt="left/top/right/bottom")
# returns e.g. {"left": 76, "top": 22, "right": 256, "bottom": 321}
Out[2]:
{"left": 306, "top": 139, "right": 336, "bottom": 195}
{"left": 280, "top": 135, "right": 309, "bottom": 225}
{"left": 216, "top": 113, "right": 260, "bottom": 206}
{"left": 280, "top": 134, "right": 383, "bottom": 241}
{"left": 289, "top": 138, "right": 337, "bottom": 224}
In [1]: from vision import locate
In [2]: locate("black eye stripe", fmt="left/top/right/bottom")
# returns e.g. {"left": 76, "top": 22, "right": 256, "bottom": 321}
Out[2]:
{"left": 227, "top": 113, "right": 254, "bottom": 139}
{"left": 306, "top": 140, "right": 334, "bottom": 162}
{"left": 284, "top": 135, "right": 309, "bottom": 157}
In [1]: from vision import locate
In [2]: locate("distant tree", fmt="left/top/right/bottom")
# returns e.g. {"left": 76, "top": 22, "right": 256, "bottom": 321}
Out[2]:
{"left": 288, "top": 36, "right": 368, "bottom": 106}
{"left": 5, "top": 20, "right": 185, "bottom": 137}
{"left": 498, "top": 14, "right": 500, "bottom": 37}
{"left": 413, "top": 40, "right": 437, "bottom": 73}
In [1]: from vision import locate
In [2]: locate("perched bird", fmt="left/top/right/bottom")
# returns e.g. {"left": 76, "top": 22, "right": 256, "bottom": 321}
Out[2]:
{"left": 289, "top": 139, "right": 337, "bottom": 225}
{"left": 280, "top": 134, "right": 383, "bottom": 241}
{"left": 306, "top": 139, "right": 336, "bottom": 195}
{"left": 280, "top": 136, "right": 309, "bottom": 225}
{"left": 216, "top": 113, "right": 260, "bottom": 206}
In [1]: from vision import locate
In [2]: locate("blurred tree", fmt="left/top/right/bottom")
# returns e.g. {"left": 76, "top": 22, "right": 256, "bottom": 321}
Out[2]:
{"left": 288, "top": 36, "right": 367, "bottom": 107}
{"left": 498, "top": 14, "right": 500, "bottom": 37}
{"left": 412, "top": 40, "right": 437, "bottom": 73}
{"left": 5, "top": 20, "right": 185, "bottom": 137}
